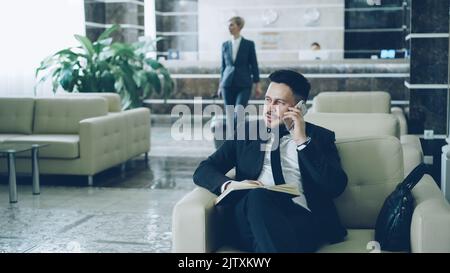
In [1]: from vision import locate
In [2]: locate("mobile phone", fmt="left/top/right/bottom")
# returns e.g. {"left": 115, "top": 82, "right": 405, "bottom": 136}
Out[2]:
{"left": 295, "top": 100, "right": 308, "bottom": 116}
{"left": 284, "top": 100, "right": 308, "bottom": 131}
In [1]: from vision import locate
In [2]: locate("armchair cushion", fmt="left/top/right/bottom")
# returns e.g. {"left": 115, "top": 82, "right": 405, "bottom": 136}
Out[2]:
{"left": 334, "top": 136, "right": 404, "bottom": 228}
{"left": 216, "top": 229, "right": 387, "bottom": 253}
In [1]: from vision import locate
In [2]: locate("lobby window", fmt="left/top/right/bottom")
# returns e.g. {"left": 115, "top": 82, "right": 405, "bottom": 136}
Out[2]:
{"left": 0, "top": 0, "right": 85, "bottom": 95}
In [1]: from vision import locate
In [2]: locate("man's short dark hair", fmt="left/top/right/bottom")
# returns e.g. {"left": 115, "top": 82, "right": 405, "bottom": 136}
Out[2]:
{"left": 268, "top": 70, "right": 311, "bottom": 101}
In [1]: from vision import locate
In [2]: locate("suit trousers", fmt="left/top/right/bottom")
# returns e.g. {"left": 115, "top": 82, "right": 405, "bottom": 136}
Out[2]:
{"left": 222, "top": 87, "right": 251, "bottom": 131}
{"left": 222, "top": 87, "right": 251, "bottom": 108}
{"left": 223, "top": 188, "right": 320, "bottom": 253}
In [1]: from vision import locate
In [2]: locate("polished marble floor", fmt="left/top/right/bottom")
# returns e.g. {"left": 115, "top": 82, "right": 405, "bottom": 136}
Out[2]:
{"left": 0, "top": 124, "right": 216, "bottom": 253}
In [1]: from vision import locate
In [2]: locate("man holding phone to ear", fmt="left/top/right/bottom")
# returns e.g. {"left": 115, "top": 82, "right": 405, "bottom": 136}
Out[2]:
{"left": 194, "top": 70, "right": 348, "bottom": 252}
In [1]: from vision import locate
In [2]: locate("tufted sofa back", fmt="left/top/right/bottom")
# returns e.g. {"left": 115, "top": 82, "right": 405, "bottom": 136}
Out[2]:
{"left": 0, "top": 97, "right": 35, "bottom": 134}
{"left": 335, "top": 136, "right": 404, "bottom": 228}
{"left": 56, "top": 92, "right": 122, "bottom": 112}
{"left": 33, "top": 97, "right": 108, "bottom": 134}
{"left": 312, "top": 91, "right": 391, "bottom": 113}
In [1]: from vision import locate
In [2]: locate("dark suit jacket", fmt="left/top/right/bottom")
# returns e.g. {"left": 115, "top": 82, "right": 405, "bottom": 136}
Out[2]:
{"left": 220, "top": 38, "right": 260, "bottom": 88}
{"left": 193, "top": 120, "right": 348, "bottom": 244}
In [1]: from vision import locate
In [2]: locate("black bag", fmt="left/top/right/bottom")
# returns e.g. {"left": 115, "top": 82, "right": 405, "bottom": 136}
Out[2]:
{"left": 374, "top": 163, "right": 429, "bottom": 251}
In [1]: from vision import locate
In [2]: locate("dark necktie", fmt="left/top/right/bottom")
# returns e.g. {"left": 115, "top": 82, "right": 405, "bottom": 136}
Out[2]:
{"left": 269, "top": 125, "right": 290, "bottom": 185}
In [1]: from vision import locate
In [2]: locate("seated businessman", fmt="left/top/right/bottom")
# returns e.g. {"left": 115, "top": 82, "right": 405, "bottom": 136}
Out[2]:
{"left": 193, "top": 70, "right": 348, "bottom": 253}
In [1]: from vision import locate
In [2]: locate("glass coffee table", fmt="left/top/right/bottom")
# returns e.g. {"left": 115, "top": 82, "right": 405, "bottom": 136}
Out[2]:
{"left": 0, "top": 143, "right": 48, "bottom": 203}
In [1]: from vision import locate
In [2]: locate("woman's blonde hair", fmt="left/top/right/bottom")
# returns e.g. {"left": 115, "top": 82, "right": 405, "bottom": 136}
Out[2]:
{"left": 229, "top": 16, "right": 245, "bottom": 29}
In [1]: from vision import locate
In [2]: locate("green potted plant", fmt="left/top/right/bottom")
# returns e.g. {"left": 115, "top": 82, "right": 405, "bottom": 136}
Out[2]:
{"left": 35, "top": 24, "right": 173, "bottom": 109}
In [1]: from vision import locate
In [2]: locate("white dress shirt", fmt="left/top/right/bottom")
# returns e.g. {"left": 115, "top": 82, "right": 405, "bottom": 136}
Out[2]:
{"left": 221, "top": 133, "right": 310, "bottom": 211}
{"left": 256, "top": 134, "right": 310, "bottom": 211}
{"left": 231, "top": 36, "right": 242, "bottom": 63}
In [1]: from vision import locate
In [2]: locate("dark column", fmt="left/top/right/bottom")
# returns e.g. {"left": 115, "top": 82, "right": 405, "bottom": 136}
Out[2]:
{"left": 407, "top": 0, "right": 450, "bottom": 183}
{"left": 84, "top": 0, "right": 145, "bottom": 43}
{"left": 344, "top": 0, "right": 408, "bottom": 59}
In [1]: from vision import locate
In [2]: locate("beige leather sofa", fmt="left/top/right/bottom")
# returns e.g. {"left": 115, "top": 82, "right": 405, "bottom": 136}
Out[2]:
{"left": 311, "top": 91, "right": 408, "bottom": 136}
{"left": 172, "top": 136, "right": 450, "bottom": 253}
{"left": 0, "top": 96, "right": 150, "bottom": 185}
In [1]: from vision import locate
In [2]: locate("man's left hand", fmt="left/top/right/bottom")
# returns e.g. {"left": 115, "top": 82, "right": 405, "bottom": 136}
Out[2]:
{"left": 283, "top": 106, "right": 308, "bottom": 145}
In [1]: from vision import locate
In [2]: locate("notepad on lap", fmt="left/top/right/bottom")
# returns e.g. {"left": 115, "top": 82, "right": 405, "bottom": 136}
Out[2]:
{"left": 215, "top": 183, "right": 300, "bottom": 206}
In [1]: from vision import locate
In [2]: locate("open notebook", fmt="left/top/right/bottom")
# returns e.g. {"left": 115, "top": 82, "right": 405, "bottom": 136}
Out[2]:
{"left": 215, "top": 183, "right": 300, "bottom": 206}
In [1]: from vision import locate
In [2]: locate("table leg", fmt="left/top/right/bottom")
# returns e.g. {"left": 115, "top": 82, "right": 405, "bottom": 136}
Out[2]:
{"left": 31, "top": 146, "right": 40, "bottom": 195}
{"left": 7, "top": 152, "right": 17, "bottom": 203}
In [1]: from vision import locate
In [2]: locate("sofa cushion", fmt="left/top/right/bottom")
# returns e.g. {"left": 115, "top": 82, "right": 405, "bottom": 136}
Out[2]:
{"left": 305, "top": 112, "right": 399, "bottom": 138}
{"left": 313, "top": 91, "right": 391, "bottom": 113}
{"left": 33, "top": 97, "right": 108, "bottom": 134}
{"left": 0, "top": 134, "right": 26, "bottom": 142}
{"left": 0, "top": 97, "right": 34, "bottom": 134}
{"left": 335, "top": 136, "right": 404, "bottom": 229}
{"left": 317, "top": 229, "right": 389, "bottom": 253}
{"left": 217, "top": 229, "right": 393, "bottom": 253}
{"left": 4, "top": 135, "right": 79, "bottom": 159}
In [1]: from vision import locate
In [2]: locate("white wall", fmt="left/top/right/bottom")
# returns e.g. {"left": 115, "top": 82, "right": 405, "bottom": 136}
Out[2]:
{"left": 198, "top": 0, "right": 344, "bottom": 62}
{"left": 0, "top": 0, "right": 85, "bottom": 96}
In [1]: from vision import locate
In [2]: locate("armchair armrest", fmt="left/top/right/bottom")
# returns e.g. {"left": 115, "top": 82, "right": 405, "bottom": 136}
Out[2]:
{"left": 79, "top": 113, "right": 127, "bottom": 174}
{"left": 401, "top": 135, "right": 423, "bottom": 153}
{"left": 411, "top": 174, "right": 450, "bottom": 252}
{"left": 400, "top": 135, "right": 424, "bottom": 176}
{"left": 391, "top": 107, "right": 407, "bottom": 136}
{"left": 172, "top": 187, "right": 220, "bottom": 253}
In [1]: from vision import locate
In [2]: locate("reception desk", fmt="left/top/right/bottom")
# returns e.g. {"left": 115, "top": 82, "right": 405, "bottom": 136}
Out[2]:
{"left": 148, "top": 59, "right": 409, "bottom": 114}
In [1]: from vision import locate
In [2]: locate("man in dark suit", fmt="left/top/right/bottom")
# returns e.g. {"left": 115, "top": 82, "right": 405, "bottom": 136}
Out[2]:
{"left": 194, "top": 70, "right": 348, "bottom": 253}
{"left": 218, "top": 16, "right": 261, "bottom": 114}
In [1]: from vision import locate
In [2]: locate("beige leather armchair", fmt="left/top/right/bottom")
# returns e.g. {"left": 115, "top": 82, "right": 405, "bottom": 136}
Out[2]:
{"left": 172, "top": 136, "right": 450, "bottom": 253}
{"left": 311, "top": 91, "right": 408, "bottom": 136}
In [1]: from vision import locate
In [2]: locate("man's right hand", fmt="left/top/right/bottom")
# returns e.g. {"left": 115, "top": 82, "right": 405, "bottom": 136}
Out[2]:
{"left": 217, "top": 87, "right": 223, "bottom": 98}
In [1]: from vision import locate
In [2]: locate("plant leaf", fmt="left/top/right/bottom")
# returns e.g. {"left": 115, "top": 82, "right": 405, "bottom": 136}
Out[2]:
{"left": 98, "top": 24, "right": 119, "bottom": 41}
{"left": 100, "top": 70, "right": 115, "bottom": 92}
{"left": 111, "top": 43, "right": 136, "bottom": 59}
{"left": 145, "top": 58, "right": 163, "bottom": 70}
{"left": 75, "top": 34, "right": 95, "bottom": 58}
{"left": 59, "top": 66, "right": 75, "bottom": 91}
{"left": 146, "top": 71, "right": 161, "bottom": 95}
{"left": 159, "top": 68, "right": 174, "bottom": 99}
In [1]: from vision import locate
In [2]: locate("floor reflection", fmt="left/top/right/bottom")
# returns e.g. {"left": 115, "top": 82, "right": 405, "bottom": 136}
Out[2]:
{"left": 0, "top": 125, "right": 214, "bottom": 253}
